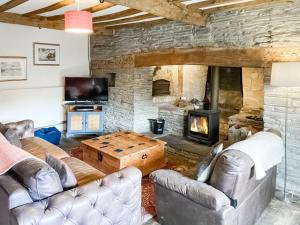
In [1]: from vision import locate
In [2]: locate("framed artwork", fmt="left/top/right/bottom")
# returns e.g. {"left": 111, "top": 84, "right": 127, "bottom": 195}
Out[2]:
{"left": 0, "top": 56, "right": 27, "bottom": 82}
{"left": 33, "top": 42, "right": 60, "bottom": 66}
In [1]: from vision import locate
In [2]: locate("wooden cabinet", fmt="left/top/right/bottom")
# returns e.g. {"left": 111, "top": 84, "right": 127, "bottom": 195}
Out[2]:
{"left": 66, "top": 106, "right": 104, "bottom": 137}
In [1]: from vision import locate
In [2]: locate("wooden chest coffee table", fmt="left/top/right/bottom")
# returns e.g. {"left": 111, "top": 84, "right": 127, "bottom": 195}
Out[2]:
{"left": 81, "top": 131, "right": 166, "bottom": 176}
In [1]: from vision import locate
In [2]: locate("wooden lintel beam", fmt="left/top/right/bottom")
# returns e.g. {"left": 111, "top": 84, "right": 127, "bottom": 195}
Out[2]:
{"left": 23, "top": 0, "right": 75, "bottom": 17}
{"left": 93, "top": 8, "right": 140, "bottom": 22}
{"left": 47, "top": 2, "right": 114, "bottom": 20}
{"left": 134, "top": 47, "right": 300, "bottom": 68}
{"left": 106, "top": 0, "right": 207, "bottom": 26}
{"left": 0, "top": 0, "right": 28, "bottom": 13}
{"left": 0, "top": 12, "right": 64, "bottom": 30}
{"left": 94, "top": 14, "right": 156, "bottom": 28}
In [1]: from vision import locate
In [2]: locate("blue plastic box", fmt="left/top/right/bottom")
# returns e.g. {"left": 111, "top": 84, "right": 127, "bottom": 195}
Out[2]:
{"left": 34, "top": 127, "right": 61, "bottom": 145}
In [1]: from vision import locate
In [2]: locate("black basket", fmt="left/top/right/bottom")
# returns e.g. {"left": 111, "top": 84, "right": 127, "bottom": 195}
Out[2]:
{"left": 149, "top": 119, "right": 165, "bottom": 134}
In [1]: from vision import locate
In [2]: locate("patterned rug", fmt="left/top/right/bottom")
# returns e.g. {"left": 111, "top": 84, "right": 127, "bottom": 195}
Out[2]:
{"left": 67, "top": 146, "right": 200, "bottom": 218}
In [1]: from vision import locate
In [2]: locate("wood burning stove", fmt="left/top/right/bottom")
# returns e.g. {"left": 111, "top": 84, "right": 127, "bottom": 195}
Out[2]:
{"left": 186, "top": 110, "right": 219, "bottom": 145}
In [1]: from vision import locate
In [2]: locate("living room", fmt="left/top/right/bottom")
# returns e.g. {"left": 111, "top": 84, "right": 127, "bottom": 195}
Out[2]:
{"left": 0, "top": 0, "right": 300, "bottom": 225}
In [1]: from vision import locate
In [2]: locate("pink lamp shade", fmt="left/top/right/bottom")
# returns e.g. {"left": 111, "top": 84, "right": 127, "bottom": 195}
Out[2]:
{"left": 64, "top": 10, "right": 93, "bottom": 33}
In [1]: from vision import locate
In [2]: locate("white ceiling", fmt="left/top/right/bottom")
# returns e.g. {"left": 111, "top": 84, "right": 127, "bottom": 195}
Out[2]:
{"left": 6, "top": 0, "right": 129, "bottom": 17}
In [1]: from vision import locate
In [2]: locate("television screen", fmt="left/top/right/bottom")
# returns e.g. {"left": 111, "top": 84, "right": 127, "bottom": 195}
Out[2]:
{"left": 65, "top": 77, "right": 108, "bottom": 101}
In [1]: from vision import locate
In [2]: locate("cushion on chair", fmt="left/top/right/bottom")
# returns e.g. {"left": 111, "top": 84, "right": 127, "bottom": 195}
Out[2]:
{"left": 46, "top": 154, "right": 77, "bottom": 190}
{"left": 2, "top": 129, "right": 22, "bottom": 148}
{"left": 210, "top": 150, "right": 254, "bottom": 204}
{"left": 11, "top": 158, "right": 63, "bottom": 201}
{"left": 194, "top": 143, "right": 223, "bottom": 182}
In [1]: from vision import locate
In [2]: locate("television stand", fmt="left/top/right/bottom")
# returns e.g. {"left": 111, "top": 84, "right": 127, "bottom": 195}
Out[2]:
{"left": 74, "top": 106, "right": 94, "bottom": 111}
{"left": 64, "top": 104, "right": 105, "bottom": 137}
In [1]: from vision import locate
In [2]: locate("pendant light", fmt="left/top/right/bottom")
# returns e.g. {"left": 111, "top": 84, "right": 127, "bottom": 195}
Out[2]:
{"left": 64, "top": 0, "right": 93, "bottom": 34}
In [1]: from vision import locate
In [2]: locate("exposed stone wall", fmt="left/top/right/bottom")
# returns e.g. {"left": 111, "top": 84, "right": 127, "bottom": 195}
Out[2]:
{"left": 91, "top": 1, "right": 300, "bottom": 194}
{"left": 183, "top": 65, "right": 208, "bottom": 101}
{"left": 242, "top": 68, "right": 264, "bottom": 110}
{"left": 134, "top": 67, "right": 158, "bottom": 133}
{"left": 91, "top": 56, "right": 135, "bottom": 132}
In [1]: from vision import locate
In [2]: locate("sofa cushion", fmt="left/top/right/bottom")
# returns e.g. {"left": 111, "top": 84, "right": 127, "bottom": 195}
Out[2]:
{"left": 46, "top": 154, "right": 77, "bottom": 190}
{"left": 61, "top": 157, "right": 106, "bottom": 186}
{"left": 195, "top": 143, "right": 223, "bottom": 182}
{"left": 4, "top": 120, "right": 34, "bottom": 139}
{"left": 210, "top": 150, "right": 254, "bottom": 204}
{"left": 11, "top": 158, "right": 63, "bottom": 201}
{"left": 21, "top": 137, "right": 69, "bottom": 160}
{"left": 2, "top": 129, "right": 22, "bottom": 148}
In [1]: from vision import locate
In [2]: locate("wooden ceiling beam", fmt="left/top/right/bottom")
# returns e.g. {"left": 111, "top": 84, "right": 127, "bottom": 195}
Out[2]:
{"left": 187, "top": 0, "right": 217, "bottom": 9}
{"left": 23, "top": 0, "right": 75, "bottom": 17}
{"left": 0, "top": 12, "right": 64, "bottom": 29}
{"left": 93, "top": 8, "right": 141, "bottom": 22}
{"left": 104, "top": 18, "right": 169, "bottom": 30}
{"left": 94, "top": 14, "right": 156, "bottom": 28}
{"left": 134, "top": 47, "right": 300, "bottom": 68}
{"left": 106, "top": 0, "right": 207, "bottom": 26}
{"left": 0, "top": 0, "right": 28, "bottom": 13}
{"left": 47, "top": 2, "right": 114, "bottom": 21}
{"left": 204, "top": 0, "right": 292, "bottom": 13}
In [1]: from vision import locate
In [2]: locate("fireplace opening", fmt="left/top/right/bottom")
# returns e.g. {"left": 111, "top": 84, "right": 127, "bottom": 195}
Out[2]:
{"left": 190, "top": 115, "right": 209, "bottom": 137}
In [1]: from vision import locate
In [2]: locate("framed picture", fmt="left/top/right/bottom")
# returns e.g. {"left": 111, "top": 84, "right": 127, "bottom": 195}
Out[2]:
{"left": 33, "top": 43, "right": 60, "bottom": 66}
{"left": 0, "top": 57, "right": 27, "bottom": 82}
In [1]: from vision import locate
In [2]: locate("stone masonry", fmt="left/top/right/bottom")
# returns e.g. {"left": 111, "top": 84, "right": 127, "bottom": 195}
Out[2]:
{"left": 91, "top": 1, "right": 300, "bottom": 195}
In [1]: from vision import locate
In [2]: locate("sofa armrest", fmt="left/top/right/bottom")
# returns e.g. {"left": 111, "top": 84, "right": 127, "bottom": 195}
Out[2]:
{"left": 10, "top": 167, "right": 142, "bottom": 225}
{"left": 0, "top": 173, "right": 33, "bottom": 209}
{"left": 150, "top": 169, "right": 231, "bottom": 211}
{"left": 5, "top": 120, "right": 34, "bottom": 139}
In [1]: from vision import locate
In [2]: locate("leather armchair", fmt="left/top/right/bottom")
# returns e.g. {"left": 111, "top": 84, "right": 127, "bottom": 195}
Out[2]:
{"left": 150, "top": 150, "right": 276, "bottom": 225}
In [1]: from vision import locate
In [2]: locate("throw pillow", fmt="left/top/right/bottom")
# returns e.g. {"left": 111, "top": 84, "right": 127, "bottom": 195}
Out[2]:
{"left": 46, "top": 154, "right": 77, "bottom": 190}
{"left": 3, "top": 128, "right": 22, "bottom": 148}
{"left": 12, "top": 158, "right": 63, "bottom": 201}
{"left": 195, "top": 143, "right": 223, "bottom": 182}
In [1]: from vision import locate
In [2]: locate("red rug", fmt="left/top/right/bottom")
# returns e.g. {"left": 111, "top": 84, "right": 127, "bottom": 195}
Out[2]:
{"left": 68, "top": 147, "right": 196, "bottom": 217}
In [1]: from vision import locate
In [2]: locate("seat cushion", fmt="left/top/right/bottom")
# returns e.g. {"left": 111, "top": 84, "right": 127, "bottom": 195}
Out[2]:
{"left": 61, "top": 157, "right": 106, "bottom": 186}
{"left": 21, "top": 137, "right": 69, "bottom": 160}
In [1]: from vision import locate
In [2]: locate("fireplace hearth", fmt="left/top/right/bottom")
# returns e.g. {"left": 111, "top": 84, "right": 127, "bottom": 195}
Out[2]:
{"left": 186, "top": 110, "right": 219, "bottom": 145}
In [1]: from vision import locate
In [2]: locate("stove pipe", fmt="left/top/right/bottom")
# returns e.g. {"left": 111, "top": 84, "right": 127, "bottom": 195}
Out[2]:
{"left": 211, "top": 66, "right": 220, "bottom": 111}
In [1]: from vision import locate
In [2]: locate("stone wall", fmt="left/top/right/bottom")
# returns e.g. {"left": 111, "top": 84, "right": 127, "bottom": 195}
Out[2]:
{"left": 91, "top": 1, "right": 300, "bottom": 194}
{"left": 183, "top": 65, "right": 208, "bottom": 101}
{"left": 243, "top": 68, "right": 264, "bottom": 110}
{"left": 134, "top": 67, "right": 158, "bottom": 133}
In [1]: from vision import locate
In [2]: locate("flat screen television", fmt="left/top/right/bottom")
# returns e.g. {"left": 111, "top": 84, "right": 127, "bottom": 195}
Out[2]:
{"left": 65, "top": 77, "right": 108, "bottom": 102}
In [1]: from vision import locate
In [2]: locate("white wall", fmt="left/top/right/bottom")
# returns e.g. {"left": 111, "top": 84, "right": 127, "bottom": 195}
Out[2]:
{"left": 0, "top": 23, "right": 89, "bottom": 129}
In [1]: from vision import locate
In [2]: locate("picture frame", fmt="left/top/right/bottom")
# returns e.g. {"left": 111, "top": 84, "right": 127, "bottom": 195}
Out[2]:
{"left": 33, "top": 42, "right": 60, "bottom": 66}
{"left": 0, "top": 56, "right": 27, "bottom": 82}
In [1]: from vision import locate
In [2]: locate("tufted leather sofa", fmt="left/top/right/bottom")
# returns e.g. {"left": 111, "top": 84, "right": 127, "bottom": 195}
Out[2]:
{"left": 0, "top": 120, "right": 142, "bottom": 225}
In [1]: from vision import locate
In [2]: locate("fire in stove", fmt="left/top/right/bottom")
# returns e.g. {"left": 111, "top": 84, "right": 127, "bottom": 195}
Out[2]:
{"left": 190, "top": 116, "right": 209, "bottom": 135}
